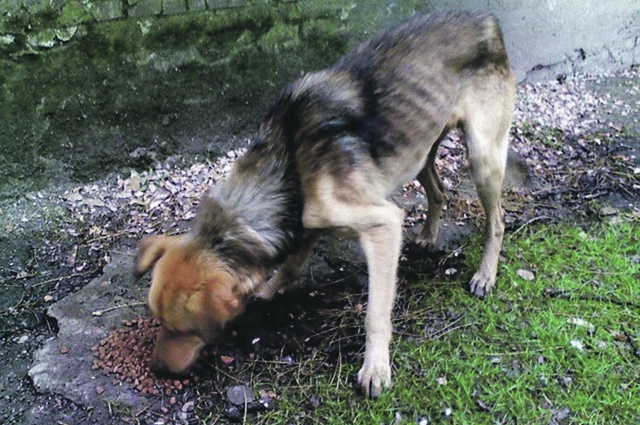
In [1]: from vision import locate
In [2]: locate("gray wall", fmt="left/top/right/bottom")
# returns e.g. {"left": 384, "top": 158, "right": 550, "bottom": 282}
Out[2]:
{"left": 429, "top": 0, "right": 639, "bottom": 81}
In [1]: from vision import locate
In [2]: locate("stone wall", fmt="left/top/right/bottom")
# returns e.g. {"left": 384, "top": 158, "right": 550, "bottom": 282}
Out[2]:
{"left": 0, "top": 0, "right": 429, "bottom": 194}
{"left": 0, "top": 0, "right": 638, "bottom": 195}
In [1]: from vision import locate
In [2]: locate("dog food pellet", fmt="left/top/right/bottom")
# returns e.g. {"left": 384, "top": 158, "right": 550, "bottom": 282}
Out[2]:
{"left": 91, "top": 317, "right": 196, "bottom": 396}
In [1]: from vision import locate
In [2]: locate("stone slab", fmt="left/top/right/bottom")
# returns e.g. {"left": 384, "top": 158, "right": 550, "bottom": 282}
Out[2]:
{"left": 28, "top": 252, "right": 153, "bottom": 419}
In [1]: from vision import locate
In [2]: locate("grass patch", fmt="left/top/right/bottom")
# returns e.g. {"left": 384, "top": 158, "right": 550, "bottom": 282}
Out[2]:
{"left": 198, "top": 221, "right": 639, "bottom": 424}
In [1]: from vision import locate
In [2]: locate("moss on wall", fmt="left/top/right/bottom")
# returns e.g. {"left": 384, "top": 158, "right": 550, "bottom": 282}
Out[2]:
{"left": 0, "top": 1, "right": 425, "bottom": 196}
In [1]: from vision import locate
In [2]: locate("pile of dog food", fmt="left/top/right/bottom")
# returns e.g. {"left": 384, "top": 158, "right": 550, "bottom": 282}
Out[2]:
{"left": 91, "top": 317, "right": 198, "bottom": 396}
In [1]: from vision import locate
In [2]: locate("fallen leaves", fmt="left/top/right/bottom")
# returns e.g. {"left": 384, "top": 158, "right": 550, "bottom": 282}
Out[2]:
{"left": 59, "top": 146, "right": 249, "bottom": 244}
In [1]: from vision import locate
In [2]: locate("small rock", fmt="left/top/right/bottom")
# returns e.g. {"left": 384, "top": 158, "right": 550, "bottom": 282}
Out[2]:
{"left": 516, "top": 269, "right": 535, "bottom": 281}
{"left": 599, "top": 206, "right": 618, "bottom": 216}
{"left": 570, "top": 339, "right": 584, "bottom": 351}
{"left": 393, "top": 412, "right": 402, "bottom": 425}
{"left": 95, "top": 386, "right": 105, "bottom": 395}
{"left": 566, "top": 317, "right": 595, "bottom": 331}
{"left": 223, "top": 406, "right": 242, "bottom": 421}
{"left": 59, "top": 346, "right": 70, "bottom": 354}
{"left": 227, "top": 385, "right": 255, "bottom": 406}
{"left": 309, "top": 395, "right": 320, "bottom": 408}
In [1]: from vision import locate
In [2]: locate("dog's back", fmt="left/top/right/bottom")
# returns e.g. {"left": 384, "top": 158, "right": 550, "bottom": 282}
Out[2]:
{"left": 262, "top": 11, "right": 515, "bottom": 196}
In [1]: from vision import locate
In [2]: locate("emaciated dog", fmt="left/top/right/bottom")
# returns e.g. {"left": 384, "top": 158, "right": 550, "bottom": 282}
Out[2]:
{"left": 135, "top": 11, "right": 516, "bottom": 397}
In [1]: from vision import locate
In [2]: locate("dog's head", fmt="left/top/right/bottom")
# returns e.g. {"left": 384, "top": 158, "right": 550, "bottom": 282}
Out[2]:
{"left": 134, "top": 235, "right": 244, "bottom": 374}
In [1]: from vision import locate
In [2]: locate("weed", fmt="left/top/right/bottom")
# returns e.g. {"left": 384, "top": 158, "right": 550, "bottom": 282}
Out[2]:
{"left": 218, "top": 221, "right": 640, "bottom": 424}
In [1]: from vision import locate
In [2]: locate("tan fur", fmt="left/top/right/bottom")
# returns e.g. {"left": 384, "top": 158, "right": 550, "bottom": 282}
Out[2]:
{"left": 135, "top": 235, "right": 245, "bottom": 373}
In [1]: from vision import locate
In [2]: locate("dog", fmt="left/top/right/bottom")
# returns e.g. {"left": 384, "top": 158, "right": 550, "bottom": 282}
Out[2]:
{"left": 134, "top": 11, "right": 516, "bottom": 397}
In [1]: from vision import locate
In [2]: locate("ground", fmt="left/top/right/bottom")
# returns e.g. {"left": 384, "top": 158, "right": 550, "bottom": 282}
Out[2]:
{"left": 0, "top": 68, "right": 638, "bottom": 425}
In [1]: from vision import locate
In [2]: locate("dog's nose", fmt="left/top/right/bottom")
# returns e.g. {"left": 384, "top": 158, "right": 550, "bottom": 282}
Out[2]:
{"left": 150, "top": 326, "right": 206, "bottom": 375}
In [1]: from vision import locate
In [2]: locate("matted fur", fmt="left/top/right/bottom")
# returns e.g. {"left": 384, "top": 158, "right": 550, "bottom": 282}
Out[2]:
{"left": 135, "top": 11, "right": 516, "bottom": 397}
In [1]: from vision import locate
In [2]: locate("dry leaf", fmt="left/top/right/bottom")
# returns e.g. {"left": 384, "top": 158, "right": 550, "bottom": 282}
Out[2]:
{"left": 220, "top": 355, "right": 235, "bottom": 365}
{"left": 567, "top": 317, "right": 595, "bottom": 330}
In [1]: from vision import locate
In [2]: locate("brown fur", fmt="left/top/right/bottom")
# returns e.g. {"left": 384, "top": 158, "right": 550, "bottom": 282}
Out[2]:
{"left": 135, "top": 11, "right": 516, "bottom": 397}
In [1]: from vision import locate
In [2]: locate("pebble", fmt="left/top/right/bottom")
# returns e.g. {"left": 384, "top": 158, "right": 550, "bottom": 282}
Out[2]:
{"left": 223, "top": 406, "right": 242, "bottom": 421}
{"left": 226, "top": 385, "right": 255, "bottom": 406}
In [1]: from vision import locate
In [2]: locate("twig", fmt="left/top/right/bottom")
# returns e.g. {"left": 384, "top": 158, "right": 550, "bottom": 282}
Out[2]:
{"left": 243, "top": 392, "right": 249, "bottom": 425}
{"left": 509, "top": 215, "right": 552, "bottom": 237}
{"left": 209, "top": 413, "right": 223, "bottom": 425}
{"left": 0, "top": 272, "right": 37, "bottom": 285}
{"left": 426, "top": 323, "right": 474, "bottom": 342}
{"left": 609, "top": 170, "right": 637, "bottom": 179}
{"left": 480, "top": 346, "right": 564, "bottom": 357}
{"left": 86, "top": 231, "right": 128, "bottom": 244}
{"left": 92, "top": 302, "right": 146, "bottom": 317}
{"left": 544, "top": 288, "right": 640, "bottom": 309}
{"left": 0, "top": 291, "right": 25, "bottom": 315}
{"left": 135, "top": 397, "right": 160, "bottom": 417}
{"left": 32, "top": 269, "right": 96, "bottom": 287}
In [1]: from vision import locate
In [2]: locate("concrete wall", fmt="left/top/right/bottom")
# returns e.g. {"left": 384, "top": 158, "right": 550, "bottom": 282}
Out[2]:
{"left": 429, "top": 0, "right": 639, "bottom": 81}
{"left": 0, "top": 0, "right": 638, "bottom": 194}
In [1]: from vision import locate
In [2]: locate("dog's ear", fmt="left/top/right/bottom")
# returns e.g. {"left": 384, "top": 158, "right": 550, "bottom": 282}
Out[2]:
{"left": 134, "top": 235, "right": 169, "bottom": 279}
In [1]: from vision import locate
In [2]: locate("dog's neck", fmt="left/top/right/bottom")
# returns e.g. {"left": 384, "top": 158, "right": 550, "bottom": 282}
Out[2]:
{"left": 192, "top": 137, "right": 304, "bottom": 280}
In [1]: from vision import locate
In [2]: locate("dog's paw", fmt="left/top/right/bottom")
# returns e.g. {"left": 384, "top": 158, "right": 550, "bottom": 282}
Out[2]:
{"left": 252, "top": 276, "right": 282, "bottom": 301}
{"left": 416, "top": 239, "right": 438, "bottom": 253}
{"left": 469, "top": 271, "right": 496, "bottom": 297}
{"left": 415, "top": 234, "right": 439, "bottom": 253}
{"left": 357, "top": 359, "right": 392, "bottom": 398}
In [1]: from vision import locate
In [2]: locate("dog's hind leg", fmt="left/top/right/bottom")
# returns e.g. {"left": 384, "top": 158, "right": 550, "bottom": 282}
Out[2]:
{"left": 463, "top": 75, "right": 515, "bottom": 297}
{"left": 302, "top": 177, "right": 404, "bottom": 397}
{"left": 416, "top": 135, "right": 446, "bottom": 251}
{"left": 254, "top": 231, "right": 321, "bottom": 300}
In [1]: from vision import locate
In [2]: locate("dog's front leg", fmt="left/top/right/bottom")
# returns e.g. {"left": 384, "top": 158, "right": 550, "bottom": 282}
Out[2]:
{"left": 301, "top": 176, "right": 403, "bottom": 397}
{"left": 356, "top": 206, "right": 404, "bottom": 397}
{"left": 254, "top": 231, "right": 320, "bottom": 300}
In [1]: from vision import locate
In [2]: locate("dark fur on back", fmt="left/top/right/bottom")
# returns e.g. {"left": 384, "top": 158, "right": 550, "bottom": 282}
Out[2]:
{"left": 191, "top": 10, "right": 511, "bottom": 278}
{"left": 192, "top": 137, "right": 304, "bottom": 275}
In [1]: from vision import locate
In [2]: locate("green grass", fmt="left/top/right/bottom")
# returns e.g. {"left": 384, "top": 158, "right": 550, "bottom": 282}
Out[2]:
{"left": 204, "top": 221, "right": 640, "bottom": 425}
